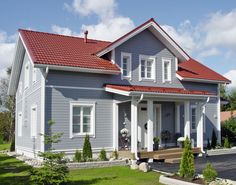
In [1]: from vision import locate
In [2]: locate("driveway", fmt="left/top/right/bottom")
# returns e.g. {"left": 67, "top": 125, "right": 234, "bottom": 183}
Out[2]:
{"left": 150, "top": 153, "right": 236, "bottom": 181}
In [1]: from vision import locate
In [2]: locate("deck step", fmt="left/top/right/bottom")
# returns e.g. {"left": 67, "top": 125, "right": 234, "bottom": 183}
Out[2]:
{"left": 154, "top": 152, "right": 183, "bottom": 160}
{"left": 165, "top": 158, "right": 181, "bottom": 164}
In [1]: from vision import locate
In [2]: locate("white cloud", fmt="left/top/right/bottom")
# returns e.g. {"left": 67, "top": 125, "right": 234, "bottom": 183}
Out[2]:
{"left": 0, "top": 31, "right": 16, "bottom": 78}
{"left": 224, "top": 70, "right": 236, "bottom": 89}
{"left": 51, "top": 25, "right": 79, "bottom": 36}
{"left": 199, "top": 48, "right": 221, "bottom": 58}
{"left": 63, "top": 0, "right": 135, "bottom": 41}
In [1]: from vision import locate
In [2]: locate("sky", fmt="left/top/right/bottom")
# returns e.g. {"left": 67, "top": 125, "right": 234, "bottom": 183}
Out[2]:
{"left": 1, "top": 0, "right": 236, "bottom": 88}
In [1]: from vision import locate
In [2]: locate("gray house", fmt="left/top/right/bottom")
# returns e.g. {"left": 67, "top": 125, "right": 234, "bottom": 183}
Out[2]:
{"left": 8, "top": 18, "right": 230, "bottom": 159}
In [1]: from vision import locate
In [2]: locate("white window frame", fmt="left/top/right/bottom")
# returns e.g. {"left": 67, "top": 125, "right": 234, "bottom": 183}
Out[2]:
{"left": 24, "top": 61, "right": 30, "bottom": 89}
{"left": 191, "top": 105, "right": 197, "bottom": 132}
{"left": 32, "top": 68, "right": 37, "bottom": 83}
{"left": 121, "top": 52, "right": 132, "bottom": 80}
{"left": 70, "top": 101, "right": 96, "bottom": 138}
{"left": 31, "top": 104, "right": 37, "bottom": 138}
{"left": 139, "top": 55, "right": 156, "bottom": 81}
{"left": 18, "top": 112, "right": 23, "bottom": 137}
{"left": 162, "top": 58, "right": 172, "bottom": 83}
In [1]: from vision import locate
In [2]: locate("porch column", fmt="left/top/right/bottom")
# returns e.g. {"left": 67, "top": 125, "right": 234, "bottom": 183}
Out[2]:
{"left": 175, "top": 103, "right": 180, "bottom": 133}
{"left": 184, "top": 100, "right": 190, "bottom": 138}
{"left": 197, "top": 103, "right": 204, "bottom": 151}
{"left": 131, "top": 98, "right": 138, "bottom": 154}
{"left": 147, "top": 100, "right": 153, "bottom": 152}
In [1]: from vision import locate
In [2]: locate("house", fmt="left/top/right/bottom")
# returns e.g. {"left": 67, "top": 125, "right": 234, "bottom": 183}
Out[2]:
{"left": 221, "top": 110, "right": 236, "bottom": 123}
{"left": 8, "top": 18, "right": 230, "bottom": 160}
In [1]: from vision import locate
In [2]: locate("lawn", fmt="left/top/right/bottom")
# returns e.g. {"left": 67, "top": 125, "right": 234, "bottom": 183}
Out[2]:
{"left": 0, "top": 153, "right": 162, "bottom": 185}
{"left": 0, "top": 142, "right": 10, "bottom": 151}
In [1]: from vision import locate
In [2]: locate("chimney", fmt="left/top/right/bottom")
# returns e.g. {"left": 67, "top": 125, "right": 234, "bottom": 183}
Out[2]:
{"left": 84, "top": 30, "right": 88, "bottom": 43}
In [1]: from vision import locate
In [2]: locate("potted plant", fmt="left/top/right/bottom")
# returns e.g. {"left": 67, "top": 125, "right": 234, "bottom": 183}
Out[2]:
{"left": 177, "top": 137, "right": 185, "bottom": 148}
{"left": 153, "top": 137, "right": 160, "bottom": 151}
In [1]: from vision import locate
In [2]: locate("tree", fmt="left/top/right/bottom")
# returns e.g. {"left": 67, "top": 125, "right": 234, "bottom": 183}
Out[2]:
{"left": 82, "top": 135, "right": 92, "bottom": 161}
{"left": 221, "top": 117, "right": 236, "bottom": 145}
{"left": 179, "top": 137, "right": 195, "bottom": 179}
{"left": 228, "top": 90, "right": 236, "bottom": 111}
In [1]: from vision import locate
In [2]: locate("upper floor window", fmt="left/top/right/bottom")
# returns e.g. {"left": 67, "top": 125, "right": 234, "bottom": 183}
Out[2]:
{"left": 24, "top": 62, "right": 30, "bottom": 89}
{"left": 70, "top": 101, "right": 95, "bottom": 138}
{"left": 121, "top": 52, "right": 132, "bottom": 79}
{"left": 191, "top": 105, "right": 197, "bottom": 132}
{"left": 139, "top": 55, "right": 155, "bottom": 81}
{"left": 32, "top": 68, "right": 37, "bottom": 83}
{"left": 162, "top": 58, "right": 171, "bottom": 82}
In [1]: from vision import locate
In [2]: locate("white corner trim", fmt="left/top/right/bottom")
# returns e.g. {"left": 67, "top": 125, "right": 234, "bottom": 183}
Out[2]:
{"left": 113, "top": 101, "right": 119, "bottom": 150}
{"left": 40, "top": 69, "right": 46, "bottom": 152}
{"left": 175, "top": 57, "right": 178, "bottom": 71}
{"left": 121, "top": 52, "right": 132, "bottom": 80}
{"left": 111, "top": 49, "right": 115, "bottom": 64}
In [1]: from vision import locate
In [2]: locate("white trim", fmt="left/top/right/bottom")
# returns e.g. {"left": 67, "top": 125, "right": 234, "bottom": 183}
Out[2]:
{"left": 34, "top": 63, "right": 120, "bottom": 75}
{"left": 190, "top": 105, "right": 197, "bottom": 133}
{"left": 131, "top": 98, "right": 138, "bottom": 155}
{"left": 16, "top": 85, "right": 42, "bottom": 104}
{"left": 111, "top": 49, "right": 115, "bottom": 64}
{"left": 52, "top": 147, "right": 114, "bottom": 153}
{"left": 69, "top": 101, "right": 96, "bottom": 138}
{"left": 121, "top": 52, "right": 132, "bottom": 80}
{"left": 40, "top": 69, "right": 46, "bottom": 152}
{"left": 184, "top": 101, "right": 190, "bottom": 138}
{"left": 24, "top": 61, "right": 30, "bottom": 89}
{"left": 217, "top": 84, "right": 221, "bottom": 145}
{"left": 30, "top": 104, "right": 37, "bottom": 138}
{"left": 46, "top": 85, "right": 104, "bottom": 91}
{"left": 105, "top": 87, "right": 130, "bottom": 96}
{"left": 197, "top": 103, "right": 204, "bottom": 151}
{"left": 176, "top": 74, "right": 229, "bottom": 84}
{"left": 139, "top": 55, "right": 156, "bottom": 81}
{"left": 17, "top": 112, "right": 23, "bottom": 137}
{"left": 175, "top": 57, "right": 178, "bottom": 71}
{"left": 113, "top": 101, "right": 119, "bottom": 150}
{"left": 147, "top": 100, "right": 154, "bottom": 152}
{"left": 162, "top": 57, "right": 172, "bottom": 83}
{"left": 96, "top": 21, "right": 190, "bottom": 61}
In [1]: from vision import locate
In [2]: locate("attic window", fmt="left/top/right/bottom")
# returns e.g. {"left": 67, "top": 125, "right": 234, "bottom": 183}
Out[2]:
{"left": 121, "top": 52, "right": 132, "bottom": 80}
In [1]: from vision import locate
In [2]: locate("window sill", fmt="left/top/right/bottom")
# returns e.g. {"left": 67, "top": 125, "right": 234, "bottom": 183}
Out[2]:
{"left": 122, "top": 76, "right": 132, "bottom": 81}
{"left": 71, "top": 133, "right": 95, "bottom": 138}
{"left": 140, "top": 78, "right": 155, "bottom": 82}
{"left": 162, "top": 80, "right": 172, "bottom": 84}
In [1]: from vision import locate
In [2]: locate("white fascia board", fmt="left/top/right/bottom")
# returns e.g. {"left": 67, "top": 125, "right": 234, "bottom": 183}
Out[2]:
{"left": 176, "top": 73, "right": 228, "bottom": 84}
{"left": 104, "top": 87, "right": 130, "bottom": 96}
{"left": 34, "top": 64, "right": 120, "bottom": 75}
{"left": 97, "top": 21, "right": 190, "bottom": 61}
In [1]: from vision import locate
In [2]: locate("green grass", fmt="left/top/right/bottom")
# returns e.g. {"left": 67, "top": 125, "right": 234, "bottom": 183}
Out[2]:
{"left": 0, "top": 143, "right": 10, "bottom": 151}
{"left": 0, "top": 154, "right": 162, "bottom": 185}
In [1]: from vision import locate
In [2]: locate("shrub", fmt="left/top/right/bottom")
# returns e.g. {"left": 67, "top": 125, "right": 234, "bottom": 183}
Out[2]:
{"left": 207, "top": 138, "right": 211, "bottom": 150}
{"left": 211, "top": 130, "right": 217, "bottom": 149}
{"left": 99, "top": 149, "right": 107, "bottom": 161}
{"left": 203, "top": 162, "right": 218, "bottom": 183}
{"left": 221, "top": 117, "right": 236, "bottom": 145}
{"left": 112, "top": 150, "right": 118, "bottom": 159}
{"left": 179, "top": 137, "right": 195, "bottom": 179}
{"left": 224, "top": 137, "right": 230, "bottom": 148}
{"left": 30, "top": 120, "right": 68, "bottom": 185}
{"left": 74, "top": 150, "right": 82, "bottom": 162}
{"left": 82, "top": 135, "right": 92, "bottom": 161}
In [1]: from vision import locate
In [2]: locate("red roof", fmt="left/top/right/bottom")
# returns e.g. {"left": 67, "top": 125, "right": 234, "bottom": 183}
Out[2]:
{"left": 105, "top": 84, "right": 215, "bottom": 96}
{"left": 177, "top": 58, "right": 230, "bottom": 83}
{"left": 19, "top": 29, "right": 120, "bottom": 72}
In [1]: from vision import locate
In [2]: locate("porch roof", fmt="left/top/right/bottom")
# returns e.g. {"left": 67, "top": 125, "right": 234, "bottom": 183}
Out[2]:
{"left": 104, "top": 84, "right": 216, "bottom": 97}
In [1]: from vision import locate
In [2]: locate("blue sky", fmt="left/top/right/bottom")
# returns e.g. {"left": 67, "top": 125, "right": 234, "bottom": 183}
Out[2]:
{"left": 1, "top": 0, "right": 236, "bottom": 87}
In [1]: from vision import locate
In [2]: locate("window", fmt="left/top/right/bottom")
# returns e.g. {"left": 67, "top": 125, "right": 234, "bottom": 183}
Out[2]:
{"left": 70, "top": 101, "right": 95, "bottom": 137}
{"left": 139, "top": 55, "right": 155, "bottom": 80}
{"left": 32, "top": 68, "right": 37, "bottom": 83}
{"left": 31, "top": 105, "right": 37, "bottom": 138}
{"left": 18, "top": 112, "right": 22, "bottom": 137}
{"left": 162, "top": 58, "right": 171, "bottom": 82}
{"left": 121, "top": 52, "right": 132, "bottom": 79}
{"left": 24, "top": 62, "right": 30, "bottom": 89}
{"left": 191, "top": 106, "right": 197, "bottom": 132}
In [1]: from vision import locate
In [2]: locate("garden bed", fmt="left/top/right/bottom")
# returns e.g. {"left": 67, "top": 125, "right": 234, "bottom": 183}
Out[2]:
{"left": 159, "top": 175, "right": 204, "bottom": 185}
{"left": 67, "top": 159, "right": 129, "bottom": 169}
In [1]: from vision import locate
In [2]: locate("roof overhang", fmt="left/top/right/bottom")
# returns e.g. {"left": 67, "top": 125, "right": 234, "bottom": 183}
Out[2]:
{"left": 96, "top": 18, "right": 190, "bottom": 62}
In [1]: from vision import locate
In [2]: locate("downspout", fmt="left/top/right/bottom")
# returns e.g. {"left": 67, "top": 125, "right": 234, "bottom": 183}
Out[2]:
{"left": 134, "top": 93, "right": 144, "bottom": 160}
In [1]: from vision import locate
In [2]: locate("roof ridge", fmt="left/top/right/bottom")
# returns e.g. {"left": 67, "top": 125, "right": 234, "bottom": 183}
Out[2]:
{"left": 18, "top": 28, "right": 112, "bottom": 44}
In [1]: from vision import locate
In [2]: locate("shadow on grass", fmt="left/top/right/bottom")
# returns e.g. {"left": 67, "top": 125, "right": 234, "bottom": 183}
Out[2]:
{"left": 68, "top": 176, "right": 117, "bottom": 185}
{"left": 0, "top": 174, "right": 31, "bottom": 185}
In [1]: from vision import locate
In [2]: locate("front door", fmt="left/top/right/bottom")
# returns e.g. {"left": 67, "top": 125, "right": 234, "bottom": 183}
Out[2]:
{"left": 138, "top": 106, "right": 148, "bottom": 149}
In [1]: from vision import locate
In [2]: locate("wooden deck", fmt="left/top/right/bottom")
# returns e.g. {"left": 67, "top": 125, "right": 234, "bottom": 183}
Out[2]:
{"left": 118, "top": 147, "right": 201, "bottom": 163}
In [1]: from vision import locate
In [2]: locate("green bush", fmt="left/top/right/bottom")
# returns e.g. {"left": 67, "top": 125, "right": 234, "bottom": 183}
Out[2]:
{"left": 179, "top": 137, "right": 195, "bottom": 179}
{"left": 211, "top": 130, "right": 217, "bottom": 149}
{"left": 82, "top": 135, "right": 92, "bottom": 161}
{"left": 112, "top": 150, "right": 118, "bottom": 159}
{"left": 203, "top": 162, "right": 218, "bottom": 183}
{"left": 74, "top": 150, "right": 82, "bottom": 162}
{"left": 221, "top": 117, "right": 236, "bottom": 145}
{"left": 99, "top": 149, "right": 107, "bottom": 161}
{"left": 224, "top": 137, "right": 230, "bottom": 148}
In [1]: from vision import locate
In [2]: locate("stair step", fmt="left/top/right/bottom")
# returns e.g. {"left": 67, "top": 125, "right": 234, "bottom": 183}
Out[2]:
{"left": 154, "top": 152, "right": 182, "bottom": 160}
{"left": 165, "top": 158, "right": 181, "bottom": 164}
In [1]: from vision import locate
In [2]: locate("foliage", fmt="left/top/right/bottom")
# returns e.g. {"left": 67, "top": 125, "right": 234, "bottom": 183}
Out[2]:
{"left": 74, "top": 150, "right": 82, "bottom": 162}
{"left": 82, "top": 135, "right": 92, "bottom": 161}
{"left": 0, "top": 112, "right": 11, "bottom": 142}
{"left": 99, "top": 149, "right": 107, "bottom": 161}
{"left": 30, "top": 120, "right": 68, "bottom": 185}
{"left": 112, "top": 150, "right": 118, "bottom": 160}
{"left": 223, "top": 137, "right": 230, "bottom": 148}
{"left": 221, "top": 117, "right": 236, "bottom": 145}
{"left": 0, "top": 135, "right": 3, "bottom": 144}
{"left": 203, "top": 162, "right": 218, "bottom": 183}
{"left": 207, "top": 138, "right": 211, "bottom": 150}
{"left": 153, "top": 137, "right": 160, "bottom": 144}
{"left": 0, "top": 142, "right": 10, "bottom": 151}
{"left": 220, "top": 85, "right": 236, "bottom": 111}
{"left": 179, "top": 137, "right": 195, "bottom": 179}
{"left": 211, "top": 130, "right": 217, "bottom": 149}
